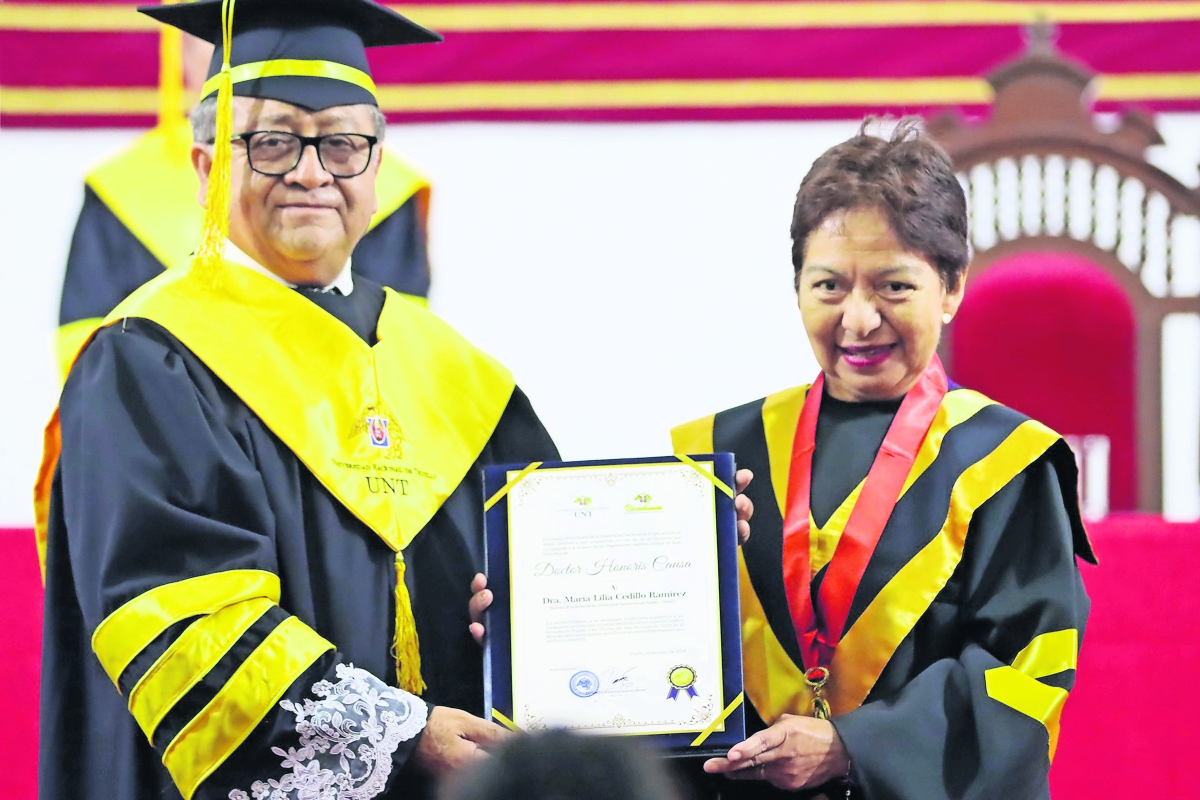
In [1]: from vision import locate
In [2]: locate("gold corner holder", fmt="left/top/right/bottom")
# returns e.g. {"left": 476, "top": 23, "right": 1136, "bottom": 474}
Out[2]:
{"left": 491, "top": 707, "right": 522, "bottom": 732}
{"left": 483, "top": 461, "right": 543, "bottom": 511}
{"left": 675, "top": 453, "right": 734, "bottom": 498}
{"left": 690, "top": 691, "right": 745, "bottom": 746}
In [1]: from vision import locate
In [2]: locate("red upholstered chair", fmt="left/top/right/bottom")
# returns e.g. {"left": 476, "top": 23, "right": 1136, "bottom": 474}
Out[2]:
{"left": 928, "top": 31, "right": 1200, "bottom": 794}
{"left": 949, "top": 252, "right": 1138, "bottom": 512}
{"left": 928, "top": 28, "right": 1200, "bottom": 513}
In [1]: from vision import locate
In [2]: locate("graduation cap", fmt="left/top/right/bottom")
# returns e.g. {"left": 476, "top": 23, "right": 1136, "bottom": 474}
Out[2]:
{"left": 137, "top": 0, "right": 441, "bottom": 353}
{"left": 140, "top": 0, "right": 441, "bottom": 111}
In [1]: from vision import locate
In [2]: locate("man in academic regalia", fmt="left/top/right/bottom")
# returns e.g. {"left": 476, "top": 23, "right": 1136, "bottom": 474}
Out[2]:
{"left": 56, "top": 3, "right": 434, "bottom": 379}
{"left": 36, "top": 2, "right": 554, "bottom": 798}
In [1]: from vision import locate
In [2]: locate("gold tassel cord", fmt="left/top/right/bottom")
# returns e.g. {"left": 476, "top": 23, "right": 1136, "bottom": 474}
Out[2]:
{"left": 393, "top": 551, "right": 426, "bottom": 694}
{"left": 193, "top": 0, "right": 236, "bottom": 282}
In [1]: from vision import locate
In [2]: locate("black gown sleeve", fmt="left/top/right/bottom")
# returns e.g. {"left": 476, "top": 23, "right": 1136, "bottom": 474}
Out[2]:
{"left": 484, "top": 387, "right": 561, "bottom": 465}
{"left": 58, "top": 326, "right": 429, "bottom": 800}
{"left": 830, "top": 452, "right": 1091, "bottom": 800}
{"left": 60, "top": 186, "right": 165, "bottom": 326}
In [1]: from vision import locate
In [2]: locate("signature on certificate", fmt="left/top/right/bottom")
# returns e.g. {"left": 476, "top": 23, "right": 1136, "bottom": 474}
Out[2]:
{"left": 598, "top": 667, "right": 645, "bottom": 695}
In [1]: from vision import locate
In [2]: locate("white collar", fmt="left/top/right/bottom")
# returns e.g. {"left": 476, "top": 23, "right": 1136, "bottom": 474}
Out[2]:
{"left": 223, "top": 239, "right": 355, "bottom": 296}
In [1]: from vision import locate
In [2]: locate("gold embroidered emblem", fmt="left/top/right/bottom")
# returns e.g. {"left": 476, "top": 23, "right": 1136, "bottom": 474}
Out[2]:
{"left": 351, "top": 405, "right": 405, "bottom": 459}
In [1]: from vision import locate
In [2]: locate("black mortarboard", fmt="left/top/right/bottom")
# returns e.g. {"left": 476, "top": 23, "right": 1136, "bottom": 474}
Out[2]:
{"left": 139, "top": 0, "right": 441, "bottom": 110}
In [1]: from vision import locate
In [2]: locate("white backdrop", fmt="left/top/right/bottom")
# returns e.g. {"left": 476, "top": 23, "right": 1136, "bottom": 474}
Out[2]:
{"left": 2, "top": 116, "right": 1199, "bottom": 525}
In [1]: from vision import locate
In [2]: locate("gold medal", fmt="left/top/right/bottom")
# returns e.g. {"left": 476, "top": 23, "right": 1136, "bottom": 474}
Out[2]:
{"left": 804, "top": 666, "right": 831, "bottom": 720}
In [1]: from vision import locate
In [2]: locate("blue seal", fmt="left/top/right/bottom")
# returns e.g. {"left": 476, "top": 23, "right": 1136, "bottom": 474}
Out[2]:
{"left": 569, "top": 670, "right": 599, "bottom": 698}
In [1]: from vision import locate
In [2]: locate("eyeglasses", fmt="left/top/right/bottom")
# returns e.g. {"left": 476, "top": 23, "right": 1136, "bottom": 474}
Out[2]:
{"left": 232, "top": 131, "right": 378, "bottom": 178}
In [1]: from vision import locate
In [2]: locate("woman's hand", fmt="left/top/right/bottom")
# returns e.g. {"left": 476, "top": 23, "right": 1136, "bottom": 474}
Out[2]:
{"left": 468, "top": 572, "right": 491, "bottom": 645}
{"left": 468, "top": 468, "right": 754, "bottom": 646}
{"left": 734, "top": 468, "right": 754, "bottom": 545}
{"left": 703, "top": 714, "right": 849, "bottom": 791}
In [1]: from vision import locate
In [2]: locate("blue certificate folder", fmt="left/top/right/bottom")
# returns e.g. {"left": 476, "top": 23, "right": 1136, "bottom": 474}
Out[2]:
{"left": 482, "top": 453, "right": 745, "bottom": 756}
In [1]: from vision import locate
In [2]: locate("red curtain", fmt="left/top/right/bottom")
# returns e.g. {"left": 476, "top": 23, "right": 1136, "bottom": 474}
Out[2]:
{"left": 6, "top": 1, "right": 1200, "bottom": 126}
{"left": 950, "top": 252, "right": 1138, "bottom": 511}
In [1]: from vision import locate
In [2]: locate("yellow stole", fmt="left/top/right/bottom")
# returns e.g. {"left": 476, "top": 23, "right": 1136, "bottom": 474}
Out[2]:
{"left": 672, "top": 385, "right": 1061, "bottom": 722}
{"left": 85, "top": 117, "right": 203, "bottom": 270}
{"left": 36, "top": 260, "right": 514, "bottom": 693}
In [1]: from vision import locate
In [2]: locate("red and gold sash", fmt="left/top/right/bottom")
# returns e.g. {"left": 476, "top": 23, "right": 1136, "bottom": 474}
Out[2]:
{"left": 672, "top": 376, "right": 1065, "bottom": 722}
{"left": 782, "top": 358, "right": 947, "bottom": 681}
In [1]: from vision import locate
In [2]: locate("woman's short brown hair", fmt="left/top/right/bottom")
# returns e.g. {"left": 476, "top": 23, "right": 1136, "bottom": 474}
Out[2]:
{"left": 790, "top": 118, "right": 969, "bottom": 290}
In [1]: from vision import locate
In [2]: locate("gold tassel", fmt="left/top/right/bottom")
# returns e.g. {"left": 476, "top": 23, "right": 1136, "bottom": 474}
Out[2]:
{"left": 393, "top": 551, "right": 426, "bottom": 695}
{"left": 193, "top": 0, "right": 236, "bottom": 284}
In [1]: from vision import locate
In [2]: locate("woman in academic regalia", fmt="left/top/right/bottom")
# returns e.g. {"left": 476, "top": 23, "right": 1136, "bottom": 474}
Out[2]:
{"left": 673, "top": 120, "right": 1095, "bottom": 799}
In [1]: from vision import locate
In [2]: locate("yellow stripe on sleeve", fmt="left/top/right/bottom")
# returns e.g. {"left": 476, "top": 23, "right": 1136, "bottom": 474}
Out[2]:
{"left": 162, "top": 616, "right": 334, "bottom": 800}
{"left": 985, "top": 666, "right": 1070, "bottom": 760}
{"left": 127, "top": 597, "right": 276, "bottom": 743}
{"left": 985, "top": 628, "right": 1080, "bottom": 760}
{"left": 91, "top": 570, "right": 281, "bottom": 688}
{"left": 1012, "top": 629, "right": 1079, "bottom": 680}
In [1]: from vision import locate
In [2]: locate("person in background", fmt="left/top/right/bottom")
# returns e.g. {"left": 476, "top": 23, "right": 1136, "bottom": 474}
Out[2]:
{"left": 439, "top": 730, "right": 686, "bottom": 800}
{"left": 672, "top": 120, "right": 1095, "bottom": 798}
{"left": 55, "top": 1, "right": 432, "bottom": 378}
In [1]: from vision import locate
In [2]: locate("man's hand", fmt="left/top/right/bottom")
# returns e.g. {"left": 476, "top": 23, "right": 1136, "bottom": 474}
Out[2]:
{"left": 412, "top": 706, "right": 509, "bottom": 777}
{"left": 468, "top": 572, "right": 491, "bottom": 645}
{"left": 734, "top": 468, "right": 754, "bottom": 545}
{"left": 468, "top": 469, "right": 755, "bottom": 646}
{"left": 703, "top": 714, "right": 849, "bottom": 791}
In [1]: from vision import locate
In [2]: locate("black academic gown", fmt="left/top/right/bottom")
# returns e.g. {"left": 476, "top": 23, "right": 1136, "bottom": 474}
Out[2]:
{"left": 673, "top": 384, "right": 1094, "bottom": 800}
{"left": 40, "top": 277, "right": 558, "bottom": 800}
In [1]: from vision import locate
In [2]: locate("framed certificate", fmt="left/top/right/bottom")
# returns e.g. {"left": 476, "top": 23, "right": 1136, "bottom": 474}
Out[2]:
{"left": 482, "top": 454, "right": 745, "bottom": 755}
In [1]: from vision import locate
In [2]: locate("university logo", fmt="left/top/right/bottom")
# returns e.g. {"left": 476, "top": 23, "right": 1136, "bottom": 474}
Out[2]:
{"left": 367, "top": 415, "right": 390, "bottom": 448}
{"left": 349, "top": 405, "right": 405, "bottom": 459}
{"left": 571, "top": 495, "right": 594, "bottom": 518}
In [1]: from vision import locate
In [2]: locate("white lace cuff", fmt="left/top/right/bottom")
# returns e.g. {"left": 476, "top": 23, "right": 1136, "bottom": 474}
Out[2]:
{"left": 227, "top": 663, "right": 428, "bottom": 800}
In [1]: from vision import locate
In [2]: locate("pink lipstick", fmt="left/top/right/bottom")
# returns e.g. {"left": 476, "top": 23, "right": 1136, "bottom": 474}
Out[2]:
{"left": 840, "top": 344, "right": 895, "bottom": 368}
